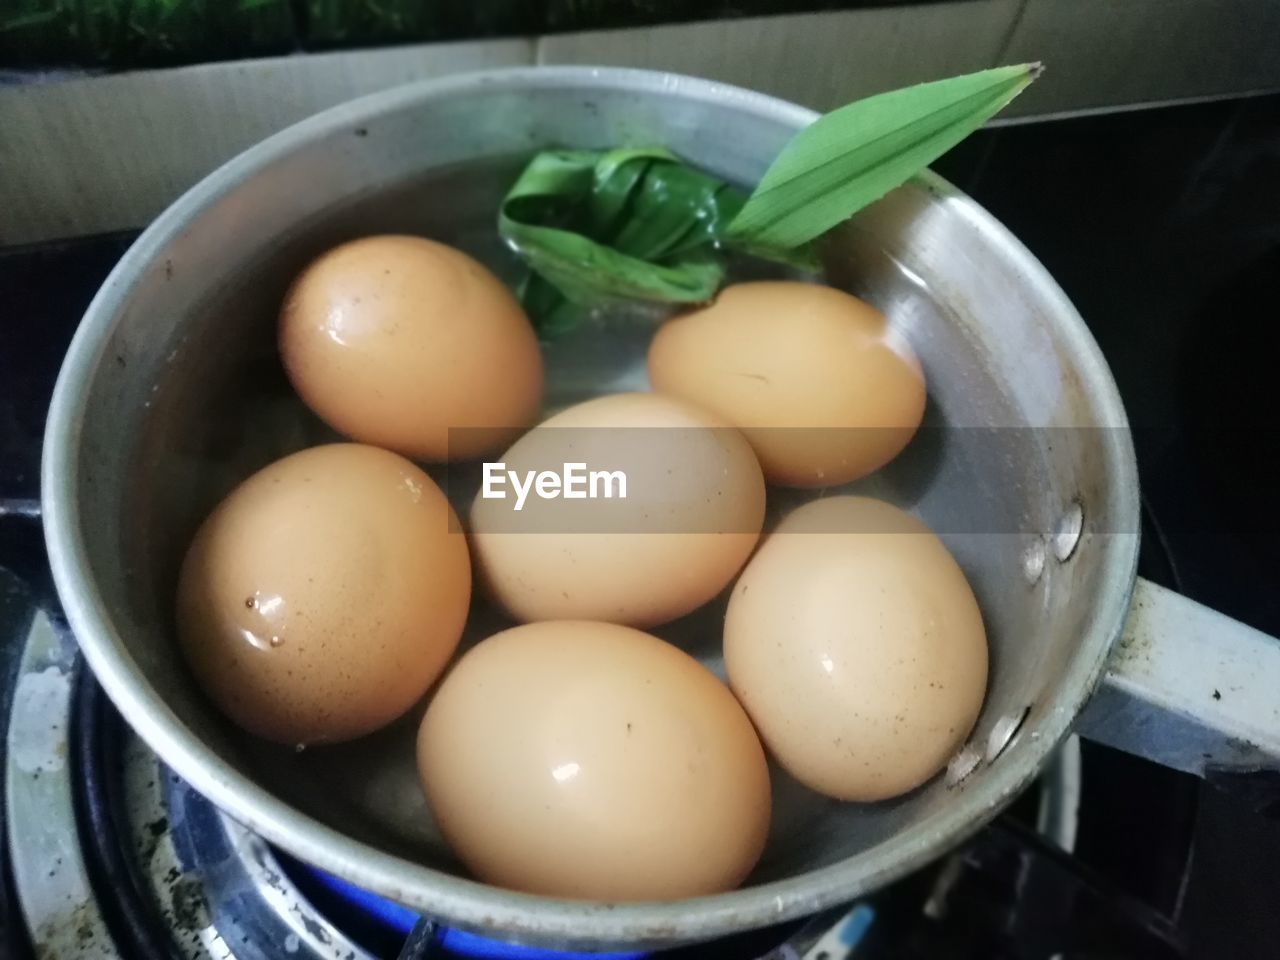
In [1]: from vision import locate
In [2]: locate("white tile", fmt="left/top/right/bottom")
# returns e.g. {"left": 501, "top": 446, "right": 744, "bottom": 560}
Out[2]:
{"left": 6, "top": 0, "right": 1278, "bottom": 245}
{"left": 537, "top": 3, "right": 1023, "bottom": 112}
{"left": 0, "top": 38, "right": 535, "bottom": 245}
{"left": 1001, "top": 0, "right": 1280, "bottom": 116}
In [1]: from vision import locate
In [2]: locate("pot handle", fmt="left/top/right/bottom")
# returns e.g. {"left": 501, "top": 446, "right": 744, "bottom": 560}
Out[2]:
{"left": 1075, "top": 576, "right": 1280, "bottom": 785}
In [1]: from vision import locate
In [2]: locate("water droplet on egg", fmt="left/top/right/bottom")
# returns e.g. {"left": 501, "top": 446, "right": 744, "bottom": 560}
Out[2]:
{"left": 270, "top": 635, "right": 283, "bottom": 647}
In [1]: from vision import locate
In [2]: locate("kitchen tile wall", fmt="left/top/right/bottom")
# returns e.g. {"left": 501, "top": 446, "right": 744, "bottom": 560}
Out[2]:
{"left": 2, "top": 0, "right": 1277, "bottom": 245}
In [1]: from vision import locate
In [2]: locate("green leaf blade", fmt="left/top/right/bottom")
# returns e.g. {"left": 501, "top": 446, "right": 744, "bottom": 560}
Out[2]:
{"left": 587, "top": 147, "right": 676, "bottom": 235}
{"left": 499, "top": 216, "right": 723, "bottom": 305}
{"left": 611, "top": 162, "right": 746, "bottom": 261}
{"left": 726, "top": 63, "right": 1041, "bottom": 250}
{"left": 496, "top": 63, "right": 1037, "bottom": 335}
{"left": 498, "top": 146, "right": 739, "bottom": 334}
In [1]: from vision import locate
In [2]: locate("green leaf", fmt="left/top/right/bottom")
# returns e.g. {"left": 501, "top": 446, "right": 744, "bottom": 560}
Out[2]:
{"left": 0, "top": 10, "right": 61, "bottom": 33}
{"left": 496, "top": 63, "right": 1037, "bottom": 335}
{"left": 499, "top": 148, "right": 737, "bottom": 333}
{"left": 587, "top": 146, "right": 678, "bottom": 236}
{"left": 502, "top": 149, "right": 599, "bottom": 226}
{"left": 518, "top": 272, "right": 586, "bottom": 341}
{"left": 726, "top": 63, "right": 1042, "bottom": 250}
{"left": 610, "top": 162, "right": 746, "bottom": 261}
{"left": 500, "top": 214, "right": 725, "bottom": 306}
{"left": 727, "top": 236, "right": 821, "bottom": 273}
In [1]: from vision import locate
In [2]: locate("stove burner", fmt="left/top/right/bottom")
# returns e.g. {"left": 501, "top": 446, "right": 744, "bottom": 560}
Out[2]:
{"left": 279, "top": 853, "right": 656, "bottom": 960}
{"left": 281, "top": 858, "right": 649, "bottom": 959}
{"left": 3, "top": 484, "right": 1190, "bottom": 960}
{"left": 436, "top": 928, "right": 649, "bottom": 960}
{"left": 284, "top": 859, "right": 420, "bottom": 937}
{"left": 61, "top": 616, "right": 804, "bottom": 960}
{"left": 6, "top": 580, "right": 1190, "bottom": 960}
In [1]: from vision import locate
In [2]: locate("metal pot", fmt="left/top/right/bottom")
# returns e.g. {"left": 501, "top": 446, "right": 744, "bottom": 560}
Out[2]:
{"left": 41, "top": 67, "right": 1280, "bottom": 950}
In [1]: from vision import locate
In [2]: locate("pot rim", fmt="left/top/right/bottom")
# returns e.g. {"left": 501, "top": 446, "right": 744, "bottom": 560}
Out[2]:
{"left": 41, "top": 64, "right": 1140, "bottom": 948}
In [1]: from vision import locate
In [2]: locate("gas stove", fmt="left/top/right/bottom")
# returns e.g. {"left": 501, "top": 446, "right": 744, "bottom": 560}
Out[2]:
{"left": 4, "top": 91, "right": 1279, "bottom": 959}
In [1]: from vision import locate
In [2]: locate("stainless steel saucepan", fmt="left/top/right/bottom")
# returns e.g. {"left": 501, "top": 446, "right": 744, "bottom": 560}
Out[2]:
{"left": 41, "top": 67, "right": 1280, "bottom": 950}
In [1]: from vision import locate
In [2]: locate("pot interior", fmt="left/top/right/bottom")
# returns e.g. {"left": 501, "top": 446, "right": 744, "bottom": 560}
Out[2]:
{"left": 59, "top": 72, "right": 1136, "bottom": 917}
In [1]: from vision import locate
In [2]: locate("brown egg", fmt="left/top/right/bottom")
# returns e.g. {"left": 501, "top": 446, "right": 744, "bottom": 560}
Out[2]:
{"left": 647, "top": 281, "right": 926, "bottom": 487}
{"left": 417, "top": 621, "right": 771, "bottom": 899}
{"left": 175, "top": 444, "right": 470, "bottom": 745}
{"left": 724, "top": 497, "right": 987, "bottom": 802}
{"left": 279, "top": 235, "right": 543, "bottom": 461}
{"left": 469, "top": 392, "right": 765, "bottom": 628}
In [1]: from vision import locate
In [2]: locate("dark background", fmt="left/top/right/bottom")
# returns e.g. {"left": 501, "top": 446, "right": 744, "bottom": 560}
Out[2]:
{"left": 2, "top": 84, "right": 1279, "bottom": 959}
{"left": 2, "top": 1, "right": 946, "bottom": 71}
{"left": 931, "top": 92, "right": 1280, "bottom": 959}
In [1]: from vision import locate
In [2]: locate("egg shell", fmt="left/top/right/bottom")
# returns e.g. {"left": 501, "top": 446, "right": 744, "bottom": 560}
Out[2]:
{"left": 724, "top": 496, "right": 988, "bottom": 802}
{"left": 175, "top": 443, "right": 471, "bottom": 745}
{"left": 417, "top": 620, "right": 772, "bottom": 899}
{"left": 469, "top": 392, "right": 766, "bottom": 628}
{"left": 647, "top": 281, "right": 926, "bottom": 487}
{"left": 279, "top": 235, "right": 543, "bottom": 461}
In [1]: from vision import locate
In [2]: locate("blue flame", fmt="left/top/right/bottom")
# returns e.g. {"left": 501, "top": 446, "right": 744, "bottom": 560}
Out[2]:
{"left": 296, "top": 862, "right": 648, "bottom": 959}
